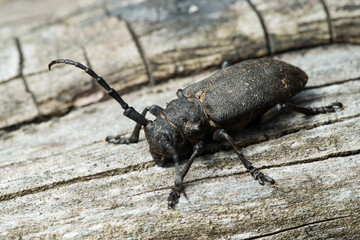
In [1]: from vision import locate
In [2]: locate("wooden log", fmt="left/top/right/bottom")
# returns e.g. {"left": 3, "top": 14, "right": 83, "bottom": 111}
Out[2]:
{"left": 1, "top": 76, "right": 358, "bottom": 199}
{"left": 0, "top": 44, "right": 359, "bottom": 238}
{"left": 21, "top": 8, "right": 147, "bottom": 116}
{"left": 106, "top": 0, "right": 267, "bottom": 80}
{"left": 275, "top": 44, "right": 360, "bottom": 87}
{"left": 325, "top": 0, "right": 360, "bottom": 43}
{"left": 0, "top": 39, "right": 19, "bottom": 82}
{"left": 0, "top": 78, "right": 39, "bottom": 129}
{"left": 1, "top": 0, "right": 360, "bottom": 129}
{"left": 249, "top": 0, "right": 330, "bottom": 53}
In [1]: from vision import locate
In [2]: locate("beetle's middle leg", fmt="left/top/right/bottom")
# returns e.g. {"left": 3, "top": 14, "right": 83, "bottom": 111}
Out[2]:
{"left": 106, "top": 105, "right": 163, "bottom": 144}
{"left": 214, "top": 129, "right": 275, "bottom": 185}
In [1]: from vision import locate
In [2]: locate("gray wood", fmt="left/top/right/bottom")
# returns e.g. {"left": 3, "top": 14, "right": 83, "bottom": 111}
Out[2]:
{"left": 0, "top": 78, "right": 39, "bottom": 129}
{"left": 325, "top": 0, "right": 360, "bottom": 43}
{"left": 1, "top": 0, "right": 360, "bottom": 129}
{"left": 0, "top": 0, "right": 359, "bottom": 238}
{"left": 250, "top": 0, "right": 330, "bottom": 53}
{"left": 0, "top": 40, "right": 19, "bottom": 82}
{"left": 1, "top": 43, "right": 359, "bottom": 239}
{"left": 106, "top": 0, "right": 267, "bottom": 80}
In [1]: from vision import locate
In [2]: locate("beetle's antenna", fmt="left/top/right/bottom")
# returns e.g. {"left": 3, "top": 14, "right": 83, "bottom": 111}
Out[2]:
{"left": 48, "top": 59, "right": 148, "bottom": 126}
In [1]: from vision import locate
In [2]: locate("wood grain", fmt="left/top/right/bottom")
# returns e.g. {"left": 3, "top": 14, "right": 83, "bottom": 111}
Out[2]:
{"left": 1, "top": 43, "right": 359, "bottom": 239}
{"left": 0, "top": 0, "right": 359, "bottom": 238}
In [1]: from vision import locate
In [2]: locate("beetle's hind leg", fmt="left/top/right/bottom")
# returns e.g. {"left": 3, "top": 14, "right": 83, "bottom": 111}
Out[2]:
{"left": 106, "top": 105, "right": 163, "bottom": 144}
{"left": 285, "top": 102, "right": 343, "bottom": 115}
{"left": 213, "top": 129, "right": 275, "bottom": 185}
{"left": 259, "top": 102, "right": 343, "bottom": 123}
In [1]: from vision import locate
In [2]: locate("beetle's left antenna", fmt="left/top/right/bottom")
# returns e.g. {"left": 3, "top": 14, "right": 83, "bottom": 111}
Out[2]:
{"left": 48, "top": 59, "right": 148, "bottom": 126}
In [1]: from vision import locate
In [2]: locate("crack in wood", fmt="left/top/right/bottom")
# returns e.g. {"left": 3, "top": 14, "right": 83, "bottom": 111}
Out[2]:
{"left": 305, "top": 76, "right": 360, "bottom": 90}
{"left": 78, "top": 44, "right": 100, "bottom": 93}
{"left": 273, "top": 149, "right": 360, "bottom": 168}
{"left": 0, "top": 161, "right": 155, "bottom": 202}
{"left": 319, "top": 0, "right": 334, "bottom": 44}
{"left": 246, "top": 0, "right": 272, "bottom": 55}
{"left": 1, "top": 104, "right": 358, "bottom": 170}
{"left": 243, "top": 215, "right": 352, "bottom": 240}
{"left": 0, "top": 140, "right": 103, "bottom": 169}
{"left": 237, "top": 112, "right": 360, "bottom": 151}
{"left": 1, "top": 110, "right": 359, "bottom": 197}
{"left": 0, "top": 107, "right": 74, "bottom": 132}
{"left": 1, "top": 122, "right": 358, "bottom": 202}
{"left": 121, "top": 18, "right": 154, "bottom": 86}
{"left": 2, "top": 66, "right": 357, "bottom": 133}
{"left": 127, "top": 149, "right": 360, "bottom": 198}
{"left": 14, "top": 37, "right": 41, "bottom": 116}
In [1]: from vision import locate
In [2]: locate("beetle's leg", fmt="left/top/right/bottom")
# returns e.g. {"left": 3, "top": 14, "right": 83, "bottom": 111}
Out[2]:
{"left": 259, "top": 103, "right": 287, "bottom": 123}
{"left": 160, "top": 138, "right": 182, "bottom": 207}
{"left": 106, "top": 105, "right": 163, "bottom": 144}
{"left": 176, "top": 89, "right": 186, "bottom": 99}
{"left": 221, "top": 61, "right": 232, "bottom": 69}
{"left": 259, "top": 102, "right": 343, "bottom": 123}
{"left": 213, "top": 129, "right": 275, "bottom": 185}
{"left": 168, "top": 142, "right": 204, "bottom": 209}
{"left": 285, "top": 102, "right": 343, "bottom": 115}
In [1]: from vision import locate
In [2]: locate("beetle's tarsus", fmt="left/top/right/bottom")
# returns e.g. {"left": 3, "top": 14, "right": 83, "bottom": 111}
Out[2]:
{"left": 305, "top": 102, "right": 343, "bottom": 115}
{"left": 286, "top": 102, "right": 343, "bottom": 116}
{"left": 105, "top": 135, "right": 137, "bottom": 144}
{"left": 214, "top": 129, "right": 276, "bottom": 186}
{"left": 260, "top": 101, "right": 343, "bottom": 123}
{"left": 168, "top": 184, "right": 183, "bottom": 209}
{"left": 250, "top": 166, "right": 275, "bottom": 185}
{"left": 265, "top": 175, "right": 276, "bottom": 184}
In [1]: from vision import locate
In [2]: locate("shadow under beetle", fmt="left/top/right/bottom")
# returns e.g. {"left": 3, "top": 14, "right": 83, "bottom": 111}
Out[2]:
{"left": 48, "top": 58, "right": 342, "bottom": 209}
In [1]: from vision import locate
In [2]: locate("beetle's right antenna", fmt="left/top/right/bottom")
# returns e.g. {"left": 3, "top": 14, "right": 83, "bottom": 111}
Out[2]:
{"left": 48, "top": 59, "right": 148, "bottom": 126}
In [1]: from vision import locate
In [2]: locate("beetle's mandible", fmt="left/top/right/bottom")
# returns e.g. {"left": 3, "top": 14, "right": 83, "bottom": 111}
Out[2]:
{"left": 48, "top": 58, "right": 342, "bottom": 209}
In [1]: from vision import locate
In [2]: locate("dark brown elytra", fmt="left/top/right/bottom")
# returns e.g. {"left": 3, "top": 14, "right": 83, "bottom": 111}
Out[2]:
{"left": 48, "top": 58, "right": 342, "bottom": 209}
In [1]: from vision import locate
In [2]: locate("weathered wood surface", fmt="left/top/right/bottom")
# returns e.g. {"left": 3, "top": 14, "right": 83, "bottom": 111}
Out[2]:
{"left": 1, "top": 0, "right": 360, "bottom": 239}
{"left": 1, "top": 43, "right": 360, "bottom": 238}
{"left": 1, "top": 0, "right": 360, "bottom": 129}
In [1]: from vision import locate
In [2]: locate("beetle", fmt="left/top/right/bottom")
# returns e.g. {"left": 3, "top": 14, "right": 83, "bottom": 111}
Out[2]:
{"left": 48, "top": 58, "right": 342, "bottom": 208}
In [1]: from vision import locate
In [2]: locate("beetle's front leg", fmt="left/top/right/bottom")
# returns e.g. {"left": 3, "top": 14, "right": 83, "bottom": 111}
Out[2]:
{"left": 106, "top": 105, "right": 163, "bottom": 144}
{"left": 213, "top": 129, "right": 275, "bottom": 185}
{"left": 168, "top": 142, "right": 203, "bottom": 209}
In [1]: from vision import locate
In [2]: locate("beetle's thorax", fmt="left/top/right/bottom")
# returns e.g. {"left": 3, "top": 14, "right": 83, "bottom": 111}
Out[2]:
{"left": 162, "top": 98, "right": 212, "bottom": 142}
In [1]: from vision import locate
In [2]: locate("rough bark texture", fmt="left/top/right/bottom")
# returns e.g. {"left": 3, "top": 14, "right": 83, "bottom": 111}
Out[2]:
{"left": 0, "top": 0, "right": 359, "bottom": 239}
{"left": 1, "top": 0, "right": 360, "bottom": 129}
{"left": 325, "top": 0, "right": 360, "bottom": 43}
{"left": 250, "top": 0, "right": 330, "bottom": 53}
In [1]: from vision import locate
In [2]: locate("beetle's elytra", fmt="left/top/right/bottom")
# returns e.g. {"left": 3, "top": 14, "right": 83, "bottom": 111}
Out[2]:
{"left": 48, "top": 58, "right": 342, "bottom": 208}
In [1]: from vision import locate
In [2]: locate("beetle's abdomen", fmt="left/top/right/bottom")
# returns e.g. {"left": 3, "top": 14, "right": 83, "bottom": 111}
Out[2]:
{"left": 182, "top": 58, "right": 308, "bottom": 130}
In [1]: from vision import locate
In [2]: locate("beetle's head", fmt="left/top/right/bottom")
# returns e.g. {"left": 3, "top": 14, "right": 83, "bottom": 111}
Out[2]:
{"left": 144, "top": 119, "right": 192, "bottom": 167}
